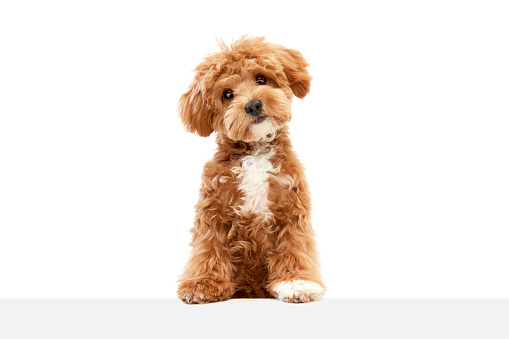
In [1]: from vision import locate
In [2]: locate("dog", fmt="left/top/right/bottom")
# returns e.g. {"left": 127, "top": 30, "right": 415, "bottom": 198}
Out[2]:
{"left": 176, "top": 37, "right": 325, "bottom": 303}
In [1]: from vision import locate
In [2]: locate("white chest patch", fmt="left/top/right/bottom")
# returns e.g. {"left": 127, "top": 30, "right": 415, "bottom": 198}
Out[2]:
{"left": 234, "top": 145, "right": 278, "bottom": 216}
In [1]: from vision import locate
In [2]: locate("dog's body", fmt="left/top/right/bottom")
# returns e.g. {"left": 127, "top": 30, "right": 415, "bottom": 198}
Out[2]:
{"left": 177, "top": 37, "right": 325, "bottom": 303}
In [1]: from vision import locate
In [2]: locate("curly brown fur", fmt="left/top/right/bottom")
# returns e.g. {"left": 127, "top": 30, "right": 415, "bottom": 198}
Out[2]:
{"left": 177, "top": 37, "right": 325, "bottom": 303}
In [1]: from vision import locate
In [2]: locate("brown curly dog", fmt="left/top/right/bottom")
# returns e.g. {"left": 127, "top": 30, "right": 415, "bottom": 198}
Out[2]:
{"left": 177, "top": 36, "right": 325, "bottom": 303}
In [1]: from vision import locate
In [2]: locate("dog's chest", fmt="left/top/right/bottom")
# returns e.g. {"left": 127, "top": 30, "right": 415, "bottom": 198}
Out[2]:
{"left": 233, "top": 147, "right": 277, "bottom": 215}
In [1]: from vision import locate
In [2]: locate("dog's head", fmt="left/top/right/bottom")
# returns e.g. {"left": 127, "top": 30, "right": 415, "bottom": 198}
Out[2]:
{"left": 178, "top": 37, "right": 311, "bottom": 142}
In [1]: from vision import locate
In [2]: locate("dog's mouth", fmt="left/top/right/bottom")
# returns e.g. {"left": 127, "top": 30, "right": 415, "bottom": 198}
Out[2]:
{"left": 252, "top": 115, "right": 268, "bottom": 124}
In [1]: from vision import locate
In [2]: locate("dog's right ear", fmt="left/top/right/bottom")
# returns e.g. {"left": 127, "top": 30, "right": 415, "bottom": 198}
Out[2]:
{"left": 178, "top": 78, "right": 214, "bottom": 137}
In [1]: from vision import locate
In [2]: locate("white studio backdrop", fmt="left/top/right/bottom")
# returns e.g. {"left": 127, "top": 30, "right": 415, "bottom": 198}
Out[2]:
{"left": 0, "top": 0, "right": 508, "bottom": 298}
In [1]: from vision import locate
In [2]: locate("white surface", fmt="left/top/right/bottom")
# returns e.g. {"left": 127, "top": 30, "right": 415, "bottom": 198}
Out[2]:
{"left": 1, "top": 0, "right": 509, "bottom": 298}
{"left": 0, "top": 299, "right": 508, "bottom": 339}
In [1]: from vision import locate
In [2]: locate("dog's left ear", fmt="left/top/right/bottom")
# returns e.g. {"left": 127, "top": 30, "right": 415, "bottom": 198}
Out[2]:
{"left": 277, "top": 47, "right": 312, "bottom": 99}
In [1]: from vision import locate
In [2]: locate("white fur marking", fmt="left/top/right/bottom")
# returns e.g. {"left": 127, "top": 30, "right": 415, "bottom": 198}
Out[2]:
{"left": 251, "top": 118, "right": 278, "bottom": 139}
{"left": 234, "top": 139, "right": 277, "bottom": 216}
{"left": 273, "top": 280, "right": 325, "bottom": 302}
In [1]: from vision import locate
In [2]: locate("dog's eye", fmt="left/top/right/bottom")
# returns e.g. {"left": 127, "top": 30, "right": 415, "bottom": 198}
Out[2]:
{"left": 256, "top": 75, "right": 267, "bottom": 85}
{"left": 223, "top": 89, "right": 234, "bottom": 100}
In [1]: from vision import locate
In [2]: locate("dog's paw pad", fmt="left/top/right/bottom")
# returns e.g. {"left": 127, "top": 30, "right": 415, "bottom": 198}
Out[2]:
{"left": 272, "top": 279, "right": 325, "bottom": 303}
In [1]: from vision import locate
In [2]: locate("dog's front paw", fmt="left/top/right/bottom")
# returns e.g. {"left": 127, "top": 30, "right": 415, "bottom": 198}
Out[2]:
{"left": 177, "top": 277, "right": 235, "bottom": 304}
{"left": 271, "top": 279, "right": 325, "bottom": 303}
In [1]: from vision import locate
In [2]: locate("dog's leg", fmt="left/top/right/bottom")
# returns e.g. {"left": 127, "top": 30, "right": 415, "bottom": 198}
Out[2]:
{"left": 266, "top": 205, "right": 326, "bottom": 302}
{"left": 177, "top": 217, "right": 235, "bottom": 303}
{"left": 177, "top": 178, "right": 236, "bottom": 304}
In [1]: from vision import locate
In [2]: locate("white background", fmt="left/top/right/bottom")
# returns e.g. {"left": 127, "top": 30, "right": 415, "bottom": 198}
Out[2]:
{"left": 1, "top": 0, "right": 508, "bottom": 298}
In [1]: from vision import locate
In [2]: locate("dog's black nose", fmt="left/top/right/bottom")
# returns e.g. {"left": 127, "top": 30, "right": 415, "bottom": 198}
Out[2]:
{"left": 245, "top": 100, "right": 263, "bottom": 117}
